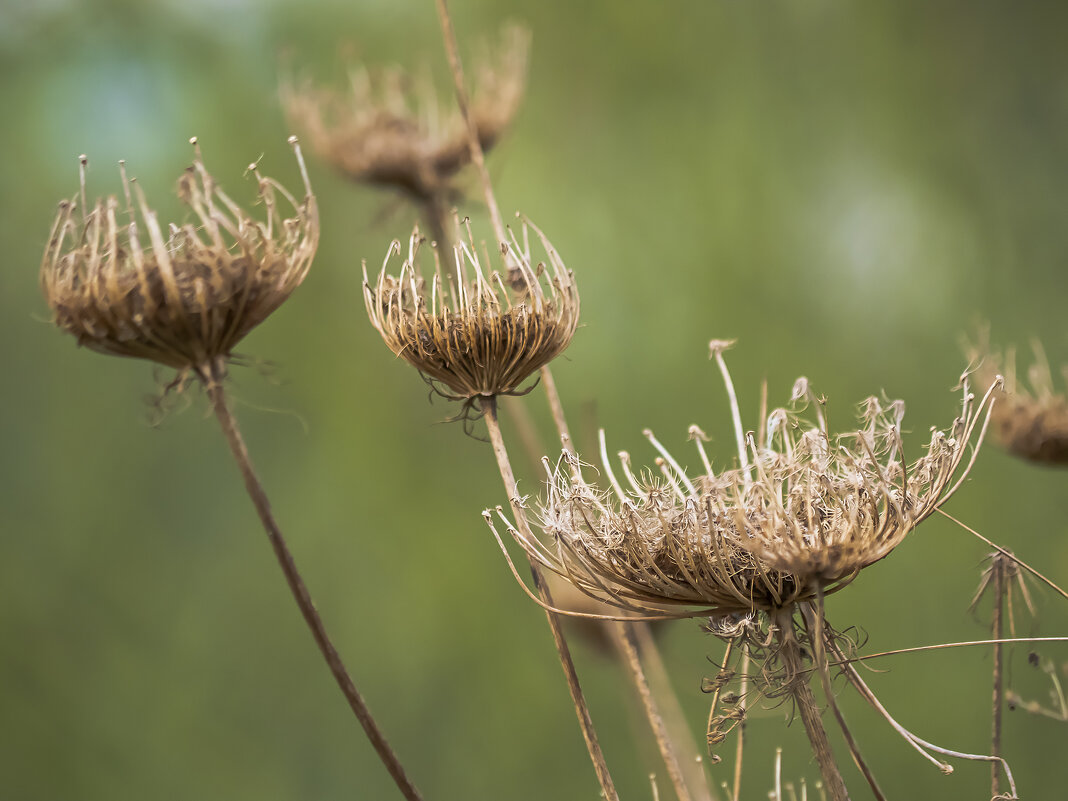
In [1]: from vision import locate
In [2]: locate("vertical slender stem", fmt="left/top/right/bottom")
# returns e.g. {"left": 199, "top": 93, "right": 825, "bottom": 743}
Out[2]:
{"left": 991, "top": 557, "right": 1006, "bottom": 799}
{"left": 802, "top": 602, "right": 884, "bottom": 801}
{"left": 540, "top": 364, "right": 574, "bottom": 452}
{"left": 731, "top": 644, "right": 750, "bottom": 801}
{"left": 434, "top": 0, "right": 508, "bottom": 247}
{"left": 479, "top": 395, "right": 619, "bottom": 801}
{"left": 203, "top": 368, "right": 423, "bottom": 801}
{"left": 633, "top": 623, "right": 717, "bottom": 801}
{"left": 612, "top": 621, "right": 694, "bottom": 801}
{"left": 773, "top": 612, "right": 849, "bottom": 801}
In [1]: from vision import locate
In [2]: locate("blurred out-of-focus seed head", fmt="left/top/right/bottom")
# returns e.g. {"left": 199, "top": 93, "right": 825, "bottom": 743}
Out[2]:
{"left": 363, "top": 215, "right": 579, "bottom": 403}
{"left": 490, "top": 342, "right": 1001, "bottom": 617}
{"left": 41, "top": 138, "right": 319, "bottom": 380}
{"left": 968, "top": 333, "right": 1068, "bottom": 466}
{"left": 282, "top": 23, "right": 528, "bottom": 203}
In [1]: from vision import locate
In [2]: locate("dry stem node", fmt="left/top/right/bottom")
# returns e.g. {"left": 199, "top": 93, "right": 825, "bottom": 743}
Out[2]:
{"left": 967, "top": 332, "right": 1068, "bottom": 465}
{"left": 494, "top": 341, "right": 1000, "bottom": 617}
{"left": 282, "top": 24, "right": 528, "bottom": 202}
{"left": 363, "top": 216, "right": 579, "bottom": 402}
{"left": 41, "top": 138, "right": 319, "bottom": 375}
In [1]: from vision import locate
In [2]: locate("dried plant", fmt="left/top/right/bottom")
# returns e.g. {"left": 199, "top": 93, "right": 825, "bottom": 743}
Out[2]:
{"left": 492, "top": 340, "right": 1000, "bottom": 618}
{"left": 363, "top": 217, "right": 579, "bottom": 404}
{"left": 41, "top": 138, "right": 317, "bottom": 378}
{"left": 968, "top": 334, "right": 1068, "bottom": 465}
{"left": 40, "top": 139, "right": 422, "bottom": 801}
{"left": 282, "top": 23, "right": 528, "bottom": 206}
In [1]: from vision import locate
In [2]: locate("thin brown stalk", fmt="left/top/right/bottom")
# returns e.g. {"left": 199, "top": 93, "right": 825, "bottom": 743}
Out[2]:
{"left": 990, "top": 556, "right": 1007, "bottom": 799}
{"left": 202, "top": 366, "right": 422, "bottom": 801}
{"left": 632, "top": 623, "right": 716, "bottom": 801}
{"left": 612, "top": 622, "right": 694, "bottom": 801}
{"left": 540, "top": 364, "right": 574, "bottom": 451}
{"left": 938, "top": 508, "right": 1068, "bottom": 600}
{"left": 479, "top": 395, "right": 619, "bottom": 801}
{"left": 731, "top": 644, "right": 749, "bottom": 801}
{"left": 434, "top": 0, "right": 507, "bottom": 247}
{"left": 831, "top": 636, "right": 1068, "bottom": 665}
{"left": 825, "top": 638, "right": 1018, "bottom": 796}
{"left": 773, "top": 612, "right": 849, "bottom": 801}
{"left": 802, "top": 602, "right": 885, "bottom": 801}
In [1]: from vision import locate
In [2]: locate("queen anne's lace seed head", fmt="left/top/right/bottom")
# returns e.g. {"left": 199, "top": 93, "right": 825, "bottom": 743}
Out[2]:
{"left": 496, "top": 342, "right": 1000, "bottom": 617}
{"left": 363, "top": 216, "right": 579, "bottom": 402}
{"left": 282, "top": 24, "right": 528, "bottom": 202}
{"left": 41, "top": 138, "right": 318, "bottom": 376}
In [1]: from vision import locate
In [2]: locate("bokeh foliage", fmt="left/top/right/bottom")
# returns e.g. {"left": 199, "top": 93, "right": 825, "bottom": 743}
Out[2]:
{"left": 2, "top": 1, "right": 1066, "bottom": 799}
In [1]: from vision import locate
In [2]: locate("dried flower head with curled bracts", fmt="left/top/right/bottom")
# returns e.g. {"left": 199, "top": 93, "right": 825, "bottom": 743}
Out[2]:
{"left": 41, "top": 137, "right": 318, "bottom": 380}
{"left": 487, "top": 341, "right": 1001, "bottom": 618}
{"left": 282, "top": 24, "right": 528, "bottom": 203}
{"left": 967, "top": 333, "right": 1068, "bottom": 465}
{"left": 363, "top": 216, "right": 579, "bottom": 403}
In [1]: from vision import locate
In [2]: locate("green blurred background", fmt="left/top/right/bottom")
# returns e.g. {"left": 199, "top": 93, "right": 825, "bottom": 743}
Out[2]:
{"left": 2, "top": 0, "right": 1067, "bottom": 798}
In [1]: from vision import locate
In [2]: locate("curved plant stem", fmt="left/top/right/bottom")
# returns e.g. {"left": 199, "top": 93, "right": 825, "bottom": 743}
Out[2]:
{"left": 434, "top": 0, "right": 507, "bottom": 247}
{"left": 990, "top": 557, "right": 1006, "bottom": 799}
{"left": 802, "top": 602, "right": 884, "bottom": 801}
{"left": 612, "top": 621, "right": 694, "bottom": 801}
{"left": 773, "top": 611, "right": 849, "bottom": 801}
{"left": 731, "top": 644, "right": 749, "bottom": 801}
{"left": 202, "top": 365, "right": 423, "bottom": 801}
{"left": 480, "top": 395, "right": 619, "bottom": 801}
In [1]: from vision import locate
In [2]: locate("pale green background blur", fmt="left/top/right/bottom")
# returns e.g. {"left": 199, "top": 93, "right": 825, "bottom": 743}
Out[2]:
{"left": 2, "top": 1, "right": 1067, "bottom": 799}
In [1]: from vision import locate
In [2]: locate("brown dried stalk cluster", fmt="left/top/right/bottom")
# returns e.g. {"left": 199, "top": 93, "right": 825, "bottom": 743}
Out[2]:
{"left": 282, "top": 24, "right": 528, "bottom": 203}
{"left": 363, "top": 219, "right": 579, "bottom": 401}
{"left": 41, "top": 138, "right": 318, "bottom": 375}
{"left": 492, "top": 342, "right": 999, "bottom": 617}
{"left": 969, "top": 336, "right": 1068, "bottom": 465}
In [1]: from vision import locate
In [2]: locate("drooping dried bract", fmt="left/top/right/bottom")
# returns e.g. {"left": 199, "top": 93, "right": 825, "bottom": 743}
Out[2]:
{"left": 41, "top": 139, "right": 319, "bottom": 374}
{"left": 492, "top": 342, "right": 999, "bottom": 617}
{"left": 282, "top": 24, "right": 528, "bottom": 201}
{"left": 968, "top": 335, "right": 1068, "bottom": 465}
{"left": 363, "top": 218, "right": 579, "bottom": 401}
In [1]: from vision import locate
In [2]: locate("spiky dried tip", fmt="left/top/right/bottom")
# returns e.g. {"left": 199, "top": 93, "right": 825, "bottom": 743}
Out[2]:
{"left": 967, "top": 332, "right": 1068, "bottom": 465}
{"left": 496, "top": 346, "right": 999, "bottom": 616}
{"left": 363, "top": 215, "right": 579, "bottom": 401}
{"left": 40, "top": 139, "right": 319, "bottom": 376}
{"left": 282, "top": 23, "right": 529, "bottom": 201}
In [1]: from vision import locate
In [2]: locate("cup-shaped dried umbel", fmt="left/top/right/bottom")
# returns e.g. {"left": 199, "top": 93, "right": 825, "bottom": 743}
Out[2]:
{"left": 282, "top": 24, "right": 528, "bottom": 202}
{"left": 41, "top": 138, "right": 318, "bottom": 376}
{"left": 968, "top": 335, "right": 1068, "bottom": 465}
{"left": 490, "top": 342, "right": 1000, "bottom": 617}
{"left": 364, "top": 217, "right": 579, "bottom": 401}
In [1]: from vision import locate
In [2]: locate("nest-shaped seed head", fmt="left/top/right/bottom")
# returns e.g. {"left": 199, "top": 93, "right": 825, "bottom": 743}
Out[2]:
{"left": 493, "top": 342, "right": 999, "bottom": 617}
{"left": 968, "top": 334, "right": 1068, "bottom": 465}
{"left": 282, "top": 24, "right": 528, "bottom": 201}
{"left": 41, "top": 138, "right": 318, "bottom": 374}
{"left": 363, "top": 216, "right": 579, "bottom": 401}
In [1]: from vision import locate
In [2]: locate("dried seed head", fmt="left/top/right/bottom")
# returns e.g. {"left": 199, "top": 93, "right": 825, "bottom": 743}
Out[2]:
{"left": 967, "top": 333, "right": 1068, "bottom": 465}
{"left": 282, "top": 24, "right": 528, "bottom": 201}
{"left": 41, "top": 138, "right": 318, "bottom": 375}
{"left": 363, "top": 216, "right": 579, "bottom": 401}
{"left": 496, "top": 344, "right": 998, "bottom": 616}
